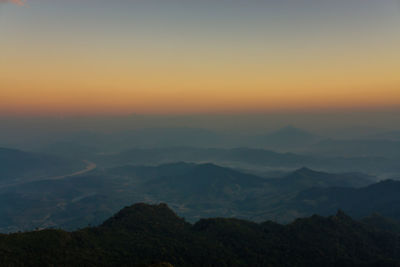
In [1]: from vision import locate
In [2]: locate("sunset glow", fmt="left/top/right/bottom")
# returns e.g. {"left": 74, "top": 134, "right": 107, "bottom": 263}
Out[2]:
{"left": 1, "top": 0, "right": 399, "bottom": 115}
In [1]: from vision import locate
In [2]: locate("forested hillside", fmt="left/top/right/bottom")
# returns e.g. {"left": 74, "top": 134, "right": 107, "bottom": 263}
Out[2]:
{"left": 1, "top": 203, "right": 400, "bottom": 267}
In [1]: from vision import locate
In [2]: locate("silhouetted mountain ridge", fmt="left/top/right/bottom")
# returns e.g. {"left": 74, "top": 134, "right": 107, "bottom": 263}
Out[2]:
{"left": 1, "top": 203, "right": 400, "bottom": 266}
{"left": 292, "top": 179, "right": 400, "bottom": 220}
{"left": 98, "top": 146, "right": 400, "bottom": 175}
{"left": 278, "top": 166, "right": 372, "bottom": 188}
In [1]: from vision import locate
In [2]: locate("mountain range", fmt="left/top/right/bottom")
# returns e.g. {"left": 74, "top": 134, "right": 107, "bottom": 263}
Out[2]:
{"left": 1, "top": 203, "right": 400, "bottom": 266}
{"left": 0, "top": 161, "right": 387, "bottom": 232}
{"left": 95, "top": 146, "right": 400, "bottom": 175}
{"left": 290, "top": 179, "right": 400, "bottom": 220}
{"left": 0, "top": 147, "right": 86, "bottom": 186}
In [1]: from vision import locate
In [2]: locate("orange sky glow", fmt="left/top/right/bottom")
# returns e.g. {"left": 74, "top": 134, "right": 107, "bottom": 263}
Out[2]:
{"left": 1, "top": 0, "right": 399, "bottom": 116}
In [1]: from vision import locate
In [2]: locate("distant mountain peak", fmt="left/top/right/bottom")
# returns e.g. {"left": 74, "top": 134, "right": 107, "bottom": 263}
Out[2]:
{"left": 189, "top": 162, "right": 238, "bottom": 177}
{"left": 293, "top": 167, "right": 320, "bottom": 175}
{"left": 196, "top": 162, "right": 224, "bottom": 170}
{"left": 279, "top": 167, "right": 370, "bottom": 190}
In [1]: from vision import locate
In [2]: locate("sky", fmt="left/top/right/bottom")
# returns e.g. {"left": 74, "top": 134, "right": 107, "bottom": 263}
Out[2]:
{"left": 1, "top": 0, "right": 400, "bottom": 116}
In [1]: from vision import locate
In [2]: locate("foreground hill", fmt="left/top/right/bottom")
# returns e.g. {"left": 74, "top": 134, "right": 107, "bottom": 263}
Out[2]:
{"left": 1, "top": 203, "right": 400, "bottom": 266}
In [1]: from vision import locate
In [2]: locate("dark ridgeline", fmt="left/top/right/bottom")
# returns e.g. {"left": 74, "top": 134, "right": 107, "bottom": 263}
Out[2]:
{"left": 291, "top": 179, "right": 400, "bottom": 219}
{"left": 1, "top": 203, "right": 400, "bottom": 266}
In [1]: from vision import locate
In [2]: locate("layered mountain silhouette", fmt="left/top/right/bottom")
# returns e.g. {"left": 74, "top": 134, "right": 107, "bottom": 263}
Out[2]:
{"left": 0, "top": 162, "right": 380, "bottom": 232}
{"left": 310, "top": 138, "right": 400, "bottom": 157}
{"left": 0, "top": 147, "right": 85, "bottom": 184}
{"left": 97, "top": 146, "right": 400, "bottom": 174}
{"left": 277, "top": 167, "right": 373, "bottom": 189}
{"left": 291, "top": 179, "right": 400, "bottom": 220}
{"left": 1, "top": 203, "right": 400, "bottom": 266}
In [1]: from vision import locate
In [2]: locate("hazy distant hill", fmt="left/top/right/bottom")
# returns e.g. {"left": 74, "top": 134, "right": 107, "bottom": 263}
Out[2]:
{"left": 99, "top": 147, "right": 308, "bottom": 167}
{"left": 276, "top": 167, "right": 373, "bottom": 189}
{"left": 28, "top": 126, "right": 322, "bottom": 156}
{"left": 0, "top": 203, "right": 400, "bottom": 266}
{"left": 290, "top": 179, "right": 400, "bottom": 220}
{"left": 12, "top": 126, "right": 400, "bottom": 162}
{"left": 27, "top": 126, "right": 400, "bottom": 171}
{"left": 309, "top": 138, "right": 400, "bottom": 157}
{"left": 34, "top": 126, "right": 320, "bottom": 153}
{"left": 38, "top": 141, "right": 101, "bottom": 159}
{"left": 114, "top": 127, "right": 228, "bottom": 148}
{"left": 251, "top": 125, "right": 320, "bottom": 150}
{"left": 97, "top": 146, "right": 399, "bottom": 175}
{"left": 36, "top": 128, "right": 230, "bottom": 154}
{"left": 0, "top": 147, "right": 85, "bottom": 184}
{"left": 0, "top": 162, "right": 375, "bottom": 232}
{"left": 370, "top": 131, "right": 400, "bottom": 141}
